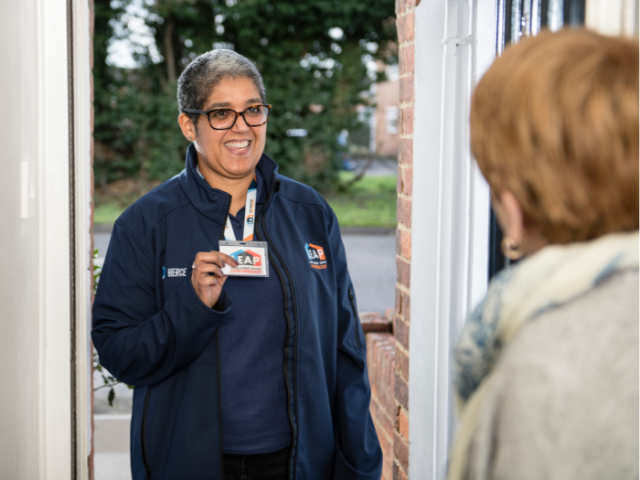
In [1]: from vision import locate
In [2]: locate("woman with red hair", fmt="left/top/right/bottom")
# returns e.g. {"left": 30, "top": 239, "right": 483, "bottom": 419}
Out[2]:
{"left": 449, "top": 30, "right": 639, "bottom": 480}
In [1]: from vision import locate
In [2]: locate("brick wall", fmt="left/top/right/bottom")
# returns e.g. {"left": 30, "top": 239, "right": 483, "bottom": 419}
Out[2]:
{"left": 395, "top": 0, "right": 416, "bottom": 478}
{"left": 362, "top": 312, "right": 396, "bottom": 480}
{"left": 367, "top": 332, "right": 396, "bottom": 480}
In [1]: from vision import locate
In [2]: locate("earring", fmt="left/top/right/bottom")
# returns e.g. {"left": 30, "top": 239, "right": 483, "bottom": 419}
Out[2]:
{"left": 187, "top": 136, "right": 193, "bottom": 141}
{"left": 501, "top": 236, "right": 524, "bottom": 260}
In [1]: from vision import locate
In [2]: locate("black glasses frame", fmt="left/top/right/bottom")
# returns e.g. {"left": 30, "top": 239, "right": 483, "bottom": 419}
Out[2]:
{"left": 184, "top": 104, "right": 272, "bottom": 130}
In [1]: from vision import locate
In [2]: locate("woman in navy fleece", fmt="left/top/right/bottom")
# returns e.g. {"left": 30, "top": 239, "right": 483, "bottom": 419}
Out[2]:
{"left": 92, "top": 49, "right": 382, "bottom": 480}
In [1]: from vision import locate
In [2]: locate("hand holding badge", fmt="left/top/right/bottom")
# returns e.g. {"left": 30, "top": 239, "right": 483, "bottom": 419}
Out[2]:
{"left": 218, "top": 176, "right": 269, "bottom": 277}
{"left": 219, "top": 240, "right": 269, "bottom": 277}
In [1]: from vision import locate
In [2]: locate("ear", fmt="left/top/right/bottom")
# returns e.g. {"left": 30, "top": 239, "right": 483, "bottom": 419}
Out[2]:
{"left": 178, "top": 113, "right": 197, "bottom": 141}
{"left": 492, "top": 190, "right": 525, "bottom": 245}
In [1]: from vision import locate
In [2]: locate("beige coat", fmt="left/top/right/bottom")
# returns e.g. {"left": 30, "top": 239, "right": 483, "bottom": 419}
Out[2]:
{"left": 464, "top": 269, "right": 639, "bottom": 480}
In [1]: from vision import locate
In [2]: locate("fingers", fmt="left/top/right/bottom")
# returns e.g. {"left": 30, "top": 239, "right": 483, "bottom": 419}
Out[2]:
{"left": 198, "top": 275, "right": 220, "bottom": 288}
{"left": 216, "top": 252, "right": 237, "bottom": 267}
{"left": 194, "top": 251, "right": 237, "bottom": 269}
{"left": 195, "top": 262, "right": 224, "bottom": 279}
{"left": 193, "top": 268, "right": 230, "bottom": 291}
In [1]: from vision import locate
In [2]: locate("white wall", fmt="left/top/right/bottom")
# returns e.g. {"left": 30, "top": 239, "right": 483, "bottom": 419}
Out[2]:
{"left": 0, "top": 1, "right": 43, "bottom": 476}
{"left": 0, "top": 0, "right": 92, "bottom": 478}
{"left": 408, "top": 1, "right": 496, "bottom": 478}
{"left": 586, "top": 0, "right": 639, "bottom": 36}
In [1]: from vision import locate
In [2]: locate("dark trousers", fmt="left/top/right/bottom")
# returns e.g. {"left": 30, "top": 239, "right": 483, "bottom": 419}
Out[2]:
{"left": 223, "top": 446, "right": 289, "bottom": 480}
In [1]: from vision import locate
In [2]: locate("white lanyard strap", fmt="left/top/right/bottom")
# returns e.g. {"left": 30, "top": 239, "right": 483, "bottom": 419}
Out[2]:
{"left": 196, "top": 164, "right": 258, "bottom": 241}
{"left": 224, "top": 177, "right": 257, "bottom": 241}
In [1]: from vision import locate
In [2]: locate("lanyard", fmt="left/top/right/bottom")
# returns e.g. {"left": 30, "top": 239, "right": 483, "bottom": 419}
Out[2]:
{"left": 196, "top": 164, "right": 258, "bottom": 241}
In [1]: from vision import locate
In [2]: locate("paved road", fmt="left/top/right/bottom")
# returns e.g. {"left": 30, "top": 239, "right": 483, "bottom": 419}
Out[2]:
{"left": 350, "top": 158, "right": 397, "bottom": 176}
{"left": 93, "top": 229, "right": 396, "bottom": 478}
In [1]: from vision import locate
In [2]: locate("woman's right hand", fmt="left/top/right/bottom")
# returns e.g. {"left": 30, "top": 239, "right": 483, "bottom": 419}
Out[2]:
{"left": 191, "top": 251, "right": 237, "bottom": 308}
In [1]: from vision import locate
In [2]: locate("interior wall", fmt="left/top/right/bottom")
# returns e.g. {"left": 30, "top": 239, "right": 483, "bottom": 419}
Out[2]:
{"left": 0, "top": 1, "right": 42, "bottom": 476}
{"left": 0, "top": 0, "right": 80, "bottom": 477}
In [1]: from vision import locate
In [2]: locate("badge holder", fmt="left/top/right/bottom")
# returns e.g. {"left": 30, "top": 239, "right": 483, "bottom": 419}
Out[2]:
{"left": 219, "top": 240, "right": 269, "bottom": 277}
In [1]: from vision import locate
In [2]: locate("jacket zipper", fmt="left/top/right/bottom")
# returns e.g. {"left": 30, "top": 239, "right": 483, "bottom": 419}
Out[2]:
{"left": 348, "top": 287, "right": 362, "bottom": 349}
{"left": 217, "top": 199, "right": 230, "bottom": 478}
{"left": 255, "top": 179, "right": 299, "bottom": 480}
{"left": 141, "top": 388, "right": 152, "bottom": 479}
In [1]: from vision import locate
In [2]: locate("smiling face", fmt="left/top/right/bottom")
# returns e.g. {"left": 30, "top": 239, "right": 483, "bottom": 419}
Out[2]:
{"left": 179, "top": 76, "right": 267, "bottom": 186}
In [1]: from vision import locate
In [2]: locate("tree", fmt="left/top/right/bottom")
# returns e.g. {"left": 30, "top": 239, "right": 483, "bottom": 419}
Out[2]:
{"left": 93, "top": 0, "right": 396, "bottom": 191}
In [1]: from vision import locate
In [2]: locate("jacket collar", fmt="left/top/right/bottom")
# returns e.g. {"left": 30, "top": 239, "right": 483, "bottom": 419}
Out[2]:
{"left": 178, "top": 143, "right": 279, "bottom": 224}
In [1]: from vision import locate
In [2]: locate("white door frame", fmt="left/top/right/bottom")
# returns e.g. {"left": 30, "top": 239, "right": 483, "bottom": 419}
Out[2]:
{"left": 70, "top": 0, "right": 95, "bottom": 477}
{"left": 408, "top": 1, "right": 497, "bottom": 478}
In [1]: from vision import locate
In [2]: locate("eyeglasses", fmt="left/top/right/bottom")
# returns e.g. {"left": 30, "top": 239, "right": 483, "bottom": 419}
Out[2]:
{"left": 184, "top": 104, "right": 272, "bottom": 130}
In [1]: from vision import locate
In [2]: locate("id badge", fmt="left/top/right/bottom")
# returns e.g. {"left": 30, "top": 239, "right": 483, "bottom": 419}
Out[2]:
{"left": 219, "top": 240, "right": 269, "bottom": 277}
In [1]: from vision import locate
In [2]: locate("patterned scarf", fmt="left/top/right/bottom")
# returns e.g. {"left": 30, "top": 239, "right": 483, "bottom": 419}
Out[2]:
{"left": 447, "top": 230, "right": 639, "bottom": 480}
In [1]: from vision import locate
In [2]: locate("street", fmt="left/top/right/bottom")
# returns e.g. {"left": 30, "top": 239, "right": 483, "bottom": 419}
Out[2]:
{"left": 93, "top": 228, "right": 396, "bottom": 479}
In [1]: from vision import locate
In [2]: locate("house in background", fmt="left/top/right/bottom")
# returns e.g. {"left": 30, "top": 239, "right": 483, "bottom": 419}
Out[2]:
{"left": 371, "top": 64, "right": 400, "bottom": 157}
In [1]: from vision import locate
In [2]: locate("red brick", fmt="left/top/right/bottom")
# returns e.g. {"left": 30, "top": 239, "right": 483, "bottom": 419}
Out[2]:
{"left": 401, "top": 106, "right": 414, "bottom": 135}
{"left": 385, "top": 308, "right": 395, "bottom": 322}
{"left": 401, "top": 166, "right": 413, "bottom": 195}
{"left": 396, "top": 257, "right": 411, "bottom": 288}
{"left": 404, "top": 13, "right": 415, "bottom": 43}
{"left": 396, "top": 16, "right": 405, "bottom": 44}
{"left": 380, "top": 344, "right": 396, "bottom": 410}
{"left": 394, "top": 9, "right": 415, "bottom": 478}
{"left": 394, "top": 288, "right": 410, "bottom": 322}
{"left": 396, "top": 406, "right": 409, "bottom": 440}
{"left": 396, "top": 12, "right": 415, "bottom": 44}
{"left": 396, "top": 197, "right": 412, "bottom": 227}
{"left": 399, "top": 43, "right": 415, "bottom": 75}
{"left": 399, "top": 229, "right": 411, "bottom": 260}
{"left": 396, "top": 167, "right": 412, "bottom": 196}
{"left": 394, "top": 316, "right": 409, "bottom": 351}
{"left": 400, "top": 76, "right": 414, "bottom": 104}
{"left": 395, "top": 0, "right": 404, "bottom": 15}
{"left": 394, "top": 431, "right": 409, "bottom": 473}
{"left": 393, "top": 461, "right": 409, "bottom": 480}
{"left": 382, "top": 461, "right": 392, "bottom": 480}
{"left": 402, "top": 293, "right": 410, "bottom": 323}
{"left": 394, "top": 373, "right": 409, "bottom": 410}
{"left": 373, "top": 417, "right": 394, "bottom": 473}
{"left": 398, "top": 139, "right": 413, "bottom": 166}
{"left": 377, "top": 431, "right": 394, "bottom": 480}
{"left": 395, "top": 346, "right": 409, "bottom": 382}
{"left": 371, "top": 399, "right": 394, "bottom": 443}
{"left": 367, "top": 333, "right": 396, "bottom": 421}
{"left": 396, "top": 0, "right": 416, "bottom": 15}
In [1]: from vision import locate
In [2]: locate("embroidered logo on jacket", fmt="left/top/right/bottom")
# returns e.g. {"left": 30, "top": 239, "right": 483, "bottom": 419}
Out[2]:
{"left": 164, "top": 267, "right": 188, "bottom": 278}
{"left": 305, "top": 243, "right": 327, "bottom": 270}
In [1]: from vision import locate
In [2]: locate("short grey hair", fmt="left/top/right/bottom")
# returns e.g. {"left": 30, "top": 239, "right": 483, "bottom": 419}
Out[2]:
{"left": 177, "top": 49, "right": 266, "bottom": 123}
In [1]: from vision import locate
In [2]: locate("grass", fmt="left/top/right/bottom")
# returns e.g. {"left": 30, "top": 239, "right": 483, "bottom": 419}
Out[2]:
{"left": 94, "top": 202, "right": 129, "bottom": 225}
{"left": 327, "top": 172, "right": 397, "bottom": 228}
{"left": 93, "top": 172, "right": 397, "bottom": 228}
